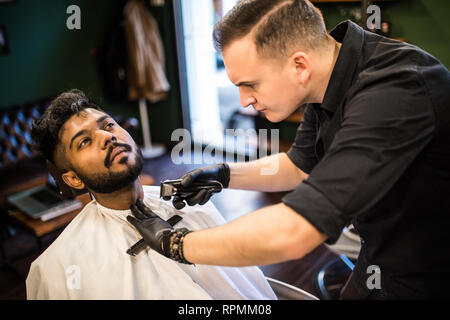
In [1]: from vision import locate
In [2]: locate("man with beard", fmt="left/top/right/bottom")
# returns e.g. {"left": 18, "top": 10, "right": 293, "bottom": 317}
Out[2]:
{"left": 25, "top": 89, "right": 276, "bottom": 300}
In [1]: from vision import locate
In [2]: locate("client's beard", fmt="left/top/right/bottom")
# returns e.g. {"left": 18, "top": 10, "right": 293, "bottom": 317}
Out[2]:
{"left": 75, "top": 145, "right": 144, "bottom": 194}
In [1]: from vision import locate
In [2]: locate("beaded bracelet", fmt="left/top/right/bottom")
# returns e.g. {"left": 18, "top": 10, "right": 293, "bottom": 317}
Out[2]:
{"left": 169, "top": 228, "right": 193, "bottom": 265}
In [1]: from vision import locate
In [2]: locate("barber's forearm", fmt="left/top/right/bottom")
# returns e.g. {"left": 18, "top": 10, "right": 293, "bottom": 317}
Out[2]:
{"left": 227, "top": 153, "right": 308, "bottom": 192}
{"left": 182, "top": 203, "right": 326, "bottom": 266}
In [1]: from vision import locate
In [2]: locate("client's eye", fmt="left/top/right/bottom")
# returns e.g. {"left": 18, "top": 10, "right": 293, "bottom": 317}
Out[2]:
{"left": 79, "top": 138, "right": 90, "bottom": 149}
{"left": 105, "top": 122, "right": 115, "bottom": 129}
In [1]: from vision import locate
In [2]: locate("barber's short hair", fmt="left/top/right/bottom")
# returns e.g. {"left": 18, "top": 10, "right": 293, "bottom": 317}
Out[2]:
{"left": 31, "top": 89, "right": 102, "bottom": 168}
{"left": 213, "top": 0, "right": 329, "bottom": 58}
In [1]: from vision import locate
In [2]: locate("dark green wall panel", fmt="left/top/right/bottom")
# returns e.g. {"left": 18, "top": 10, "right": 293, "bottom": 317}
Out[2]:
{"left": 0, "top": 0, "right": 181, "bottom": 145}
{"left": 1, "top": 0, "right": 448, "bottom": 146}
{"left": 279, "top": 0, "right": 450, "bottom": 143}
{"left": 316, "top": 0, "right": 450, "bottom": 68}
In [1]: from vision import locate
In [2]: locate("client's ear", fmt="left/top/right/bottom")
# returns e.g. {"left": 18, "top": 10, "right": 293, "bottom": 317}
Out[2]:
{"left": 61, "top": 171, "right": 85, "bottom": 190}
{"left": 46, "top": 160, "right": 88, "bottom": 198}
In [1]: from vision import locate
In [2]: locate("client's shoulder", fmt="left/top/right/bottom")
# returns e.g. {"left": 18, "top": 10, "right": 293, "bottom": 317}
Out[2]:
{"left": 31, "top": 200, "right": 98, "bottom": 265}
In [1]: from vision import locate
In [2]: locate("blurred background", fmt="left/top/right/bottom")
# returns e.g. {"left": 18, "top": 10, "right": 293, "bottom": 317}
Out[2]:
{"left": 0, "top": 0, "right": 449, "bottom": 300}
{"left": 1, "top": 0, "right": 448, "bottom": 157}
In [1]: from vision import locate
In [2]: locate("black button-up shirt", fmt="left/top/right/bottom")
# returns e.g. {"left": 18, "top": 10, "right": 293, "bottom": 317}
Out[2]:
{"left": 282, "top": 20, "right": 450, "bottom": 299}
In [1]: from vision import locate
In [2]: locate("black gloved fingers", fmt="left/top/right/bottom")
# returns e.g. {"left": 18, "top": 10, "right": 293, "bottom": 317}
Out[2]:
{"left": 186, "top": 189, "right": 207, "bottom": 206}
{"left": 180, "top": 164, "right": 230, "bottom": 188}
{"left": 136, "top": 198, "right": 158, "bottom": 218}
{"left": 126, "top": 215, "right": 142, "bottom": 228}
{"left": 180, "top": 168, "right": 202, "bottom": 187}
{"left": 173, "top": 201, "right": 186, "bottom": 210}
{"left": 199, "top": 189, "right": 213, "bottom": 205}
{"left": 172, "top": 196, "right": 186, "bottom": 210}
{"left": 130, "top": 204, "right": 147, "bottom": 220}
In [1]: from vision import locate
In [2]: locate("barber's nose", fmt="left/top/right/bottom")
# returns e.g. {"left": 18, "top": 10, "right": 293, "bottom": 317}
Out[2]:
{"left": 239, "top": 88, "right": 256, "bottom": 108}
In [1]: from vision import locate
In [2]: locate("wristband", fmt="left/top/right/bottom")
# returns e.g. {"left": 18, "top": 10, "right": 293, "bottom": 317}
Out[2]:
{"left": 169, "top": 228, "right": 193, "bottom": 265}
{"left": 221, "top": 163, "right": 231, "bottom": 188}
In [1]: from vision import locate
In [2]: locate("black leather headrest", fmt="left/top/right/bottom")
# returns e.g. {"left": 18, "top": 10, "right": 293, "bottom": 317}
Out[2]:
{"left": 0, "top": 100, "right": 50, "bottom": 169}
{"left": 1, "top": 99, "right": 140, "bottom": 198}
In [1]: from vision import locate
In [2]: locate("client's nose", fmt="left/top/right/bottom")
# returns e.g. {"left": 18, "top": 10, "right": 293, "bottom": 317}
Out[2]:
{"left": 98, "top": 130, "right": 117, "bottom": 150}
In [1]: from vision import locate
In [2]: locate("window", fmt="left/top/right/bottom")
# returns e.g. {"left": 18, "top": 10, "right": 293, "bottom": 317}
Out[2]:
{"left": 173, "top": 0, "right": 259, "bottom": 158}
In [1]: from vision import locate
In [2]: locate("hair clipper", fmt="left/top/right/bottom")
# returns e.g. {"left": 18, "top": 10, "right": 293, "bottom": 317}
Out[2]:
{"left": 160, "top": 179, "right": 223, "bottom": 200}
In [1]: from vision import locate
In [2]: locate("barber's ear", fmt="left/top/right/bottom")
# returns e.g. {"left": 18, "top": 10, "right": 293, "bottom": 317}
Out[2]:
{"left": 291, "top": 51, "right": 311, "bottom": 85}
{"left": 61, "top": 171, "right": 85, "bottom": 190}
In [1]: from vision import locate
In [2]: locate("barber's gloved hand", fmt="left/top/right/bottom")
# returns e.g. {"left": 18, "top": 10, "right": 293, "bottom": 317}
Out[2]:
{"left": 127, "top": 198, "right": 173, "bottom": 257}
{"left": 172, "top": 163, "right": 230, "bottom": 209}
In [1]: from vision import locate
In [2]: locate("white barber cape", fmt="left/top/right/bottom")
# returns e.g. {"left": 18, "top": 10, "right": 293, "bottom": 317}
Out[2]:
{"left": 26, "top": 186, "right": 277, "bottom": 300}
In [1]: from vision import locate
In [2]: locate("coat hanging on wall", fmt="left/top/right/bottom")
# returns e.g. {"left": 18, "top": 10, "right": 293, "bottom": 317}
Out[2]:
{"left": 122, "top": 0, "right": 169, "bottom": 158}
{"left": 123, "top": 0, "right": 170, "bottom": 103}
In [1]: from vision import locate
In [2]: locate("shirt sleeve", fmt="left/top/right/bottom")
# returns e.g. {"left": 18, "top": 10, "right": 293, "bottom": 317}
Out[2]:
{"left": 282, "top": 85, "right": 435, "bottom": 244}
{"left": 286, "top": 104, "right": 319, "bottom": 174}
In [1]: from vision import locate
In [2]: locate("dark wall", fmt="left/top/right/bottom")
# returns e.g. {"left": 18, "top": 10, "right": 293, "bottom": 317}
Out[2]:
{"left": 279, "top": 0, "right": 450, "bottom": 142}
{"left": 316, "top": 0, "right": 450, "bottom": 68}
{"left": 1, "top": 0, "right": 448, "bottom": 146}
{"left": 0, "top": 0, "right": 182, "bottom": 144}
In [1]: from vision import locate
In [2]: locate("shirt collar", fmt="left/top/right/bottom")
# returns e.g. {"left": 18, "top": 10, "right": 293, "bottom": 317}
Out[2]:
{"left": 319, "top": 20, "right": 364, "bottom": 113}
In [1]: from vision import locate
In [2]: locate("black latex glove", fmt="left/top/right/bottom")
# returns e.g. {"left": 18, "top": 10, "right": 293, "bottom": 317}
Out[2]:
{"left": 172, "top": 163, "right": 230, "bottom": 209}
{"left": 126, "top": 198, "right": 173, "bottom": 257}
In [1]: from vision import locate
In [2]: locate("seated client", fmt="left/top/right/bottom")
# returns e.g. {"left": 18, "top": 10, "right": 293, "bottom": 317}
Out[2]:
{"left": 26, "top": 89, "right": 276, "bottom": 300}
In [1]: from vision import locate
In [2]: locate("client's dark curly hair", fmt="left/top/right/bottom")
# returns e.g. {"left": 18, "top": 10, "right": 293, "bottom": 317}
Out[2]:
{"left": 31, "top": 89, "right": 103, "bottom": 167}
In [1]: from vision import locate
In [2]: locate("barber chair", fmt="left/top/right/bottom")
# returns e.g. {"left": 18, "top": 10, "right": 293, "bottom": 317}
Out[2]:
{"left": 266, "top": 277, "right": 318, "bottom": 300}
{"left": 314, "top": 225, "right": 361, "bottom": 299}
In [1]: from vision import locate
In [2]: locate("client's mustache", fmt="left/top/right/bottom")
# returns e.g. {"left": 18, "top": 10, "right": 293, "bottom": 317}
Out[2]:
{"left": 104, "top": 142, "right": 132, "bottom": 168}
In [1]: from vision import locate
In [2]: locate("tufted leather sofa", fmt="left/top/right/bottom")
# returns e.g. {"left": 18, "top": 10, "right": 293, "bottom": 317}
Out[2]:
{"left": 0, "top": 100, "right": 46, "bottom": 168}
{"left": 0, "top": 98, "right": 140, "bottom": 214}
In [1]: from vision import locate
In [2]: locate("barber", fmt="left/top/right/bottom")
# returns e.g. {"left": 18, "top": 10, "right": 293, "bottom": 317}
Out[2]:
{"left": 127, "top": 0, "right": 450, "bottom": 299}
